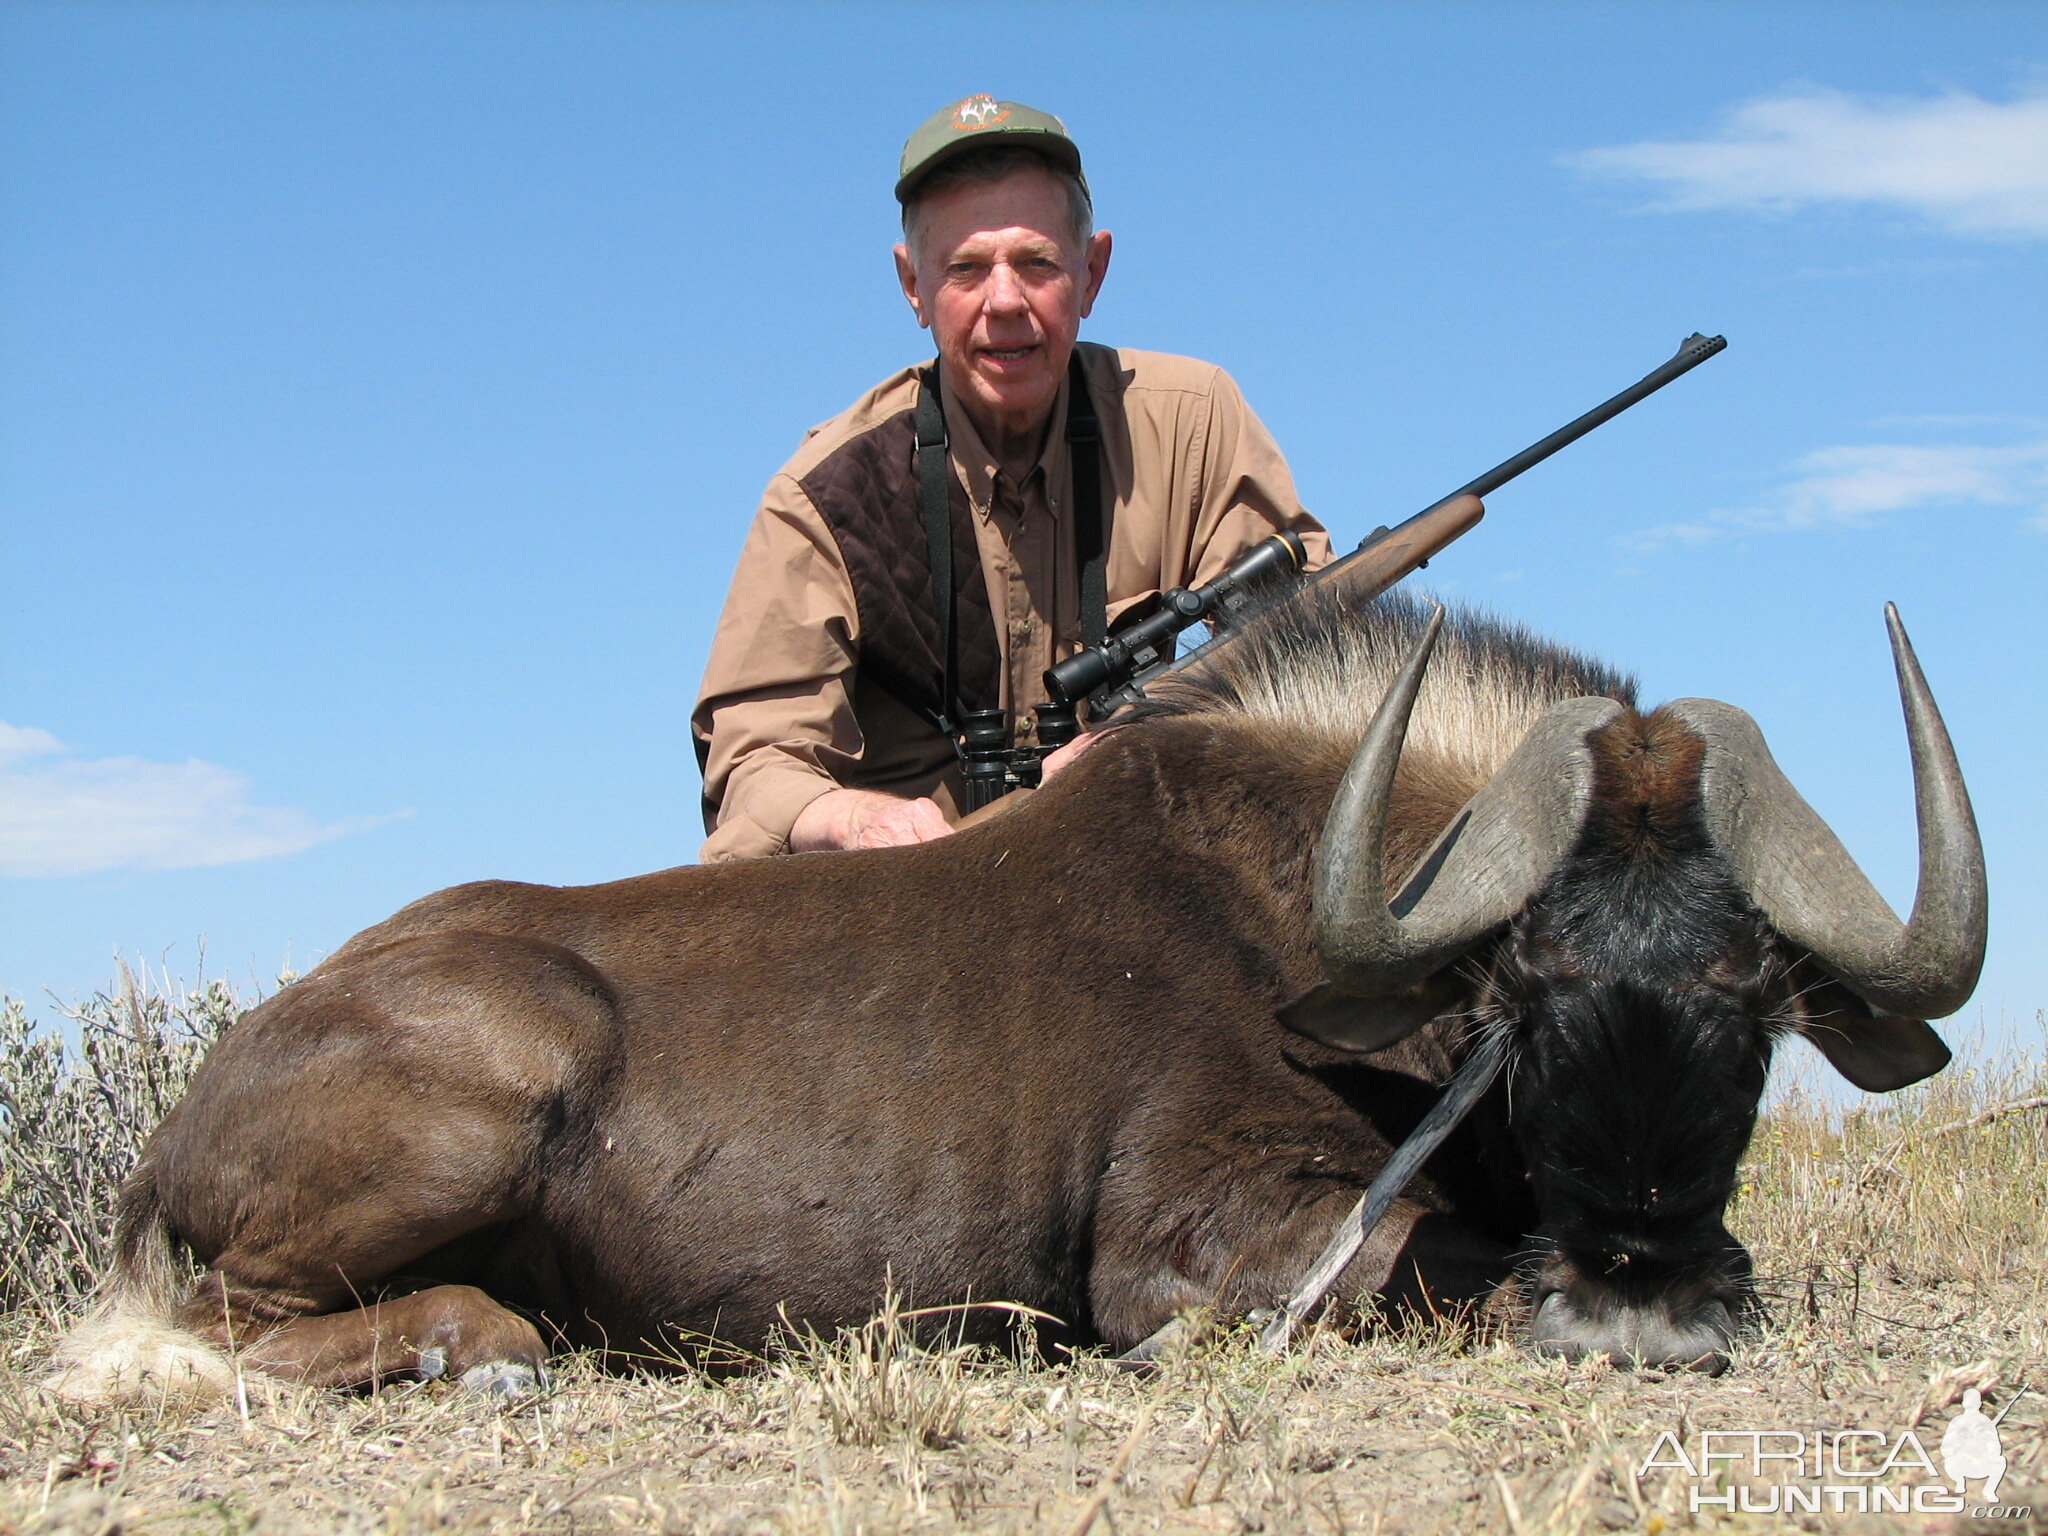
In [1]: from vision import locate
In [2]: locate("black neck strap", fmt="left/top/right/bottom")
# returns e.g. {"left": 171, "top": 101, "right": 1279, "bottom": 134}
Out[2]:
{"left": 912, "top": 364, "right": 955, "bottom": 737}
{"left": 1065, "top": 353, "right": 1108, "bottom": 649}
{"left": 914, "top": 351, "right": 1108, "bottom": 739}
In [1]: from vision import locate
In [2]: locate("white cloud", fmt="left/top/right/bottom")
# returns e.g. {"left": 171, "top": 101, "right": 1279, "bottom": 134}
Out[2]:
{"left": 1633, "top": 440, "right": 2048, "bottom": 548}
{"left": 0, "top": 725, "right": 400, "bottom": 878}
{"left": 1571, "top": 87, "right": 2048, "bottom": 238}
{"left": 0, "top": 723, "right": 64, "bottom": 765}
{"left": 1749, "top": 442, "right": 2048, "bottom": 527}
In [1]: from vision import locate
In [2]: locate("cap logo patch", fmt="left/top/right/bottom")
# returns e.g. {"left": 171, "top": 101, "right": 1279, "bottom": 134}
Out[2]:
{"left": 951, "top": 95, "right": 1010, "bottom": 130}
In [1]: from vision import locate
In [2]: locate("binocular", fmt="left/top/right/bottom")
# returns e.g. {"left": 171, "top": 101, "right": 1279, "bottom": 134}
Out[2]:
{"left": 954, "top": 530, "right": 1308, "bottom": 812}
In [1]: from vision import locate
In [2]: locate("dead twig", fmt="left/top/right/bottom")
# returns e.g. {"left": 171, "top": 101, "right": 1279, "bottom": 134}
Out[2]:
{"left": 1493, "top": 1471, "right": 1529, "bottom": 1536}
{"left": 1060, "top": 1396, "right": 1158, "bottom": 1536}
{"left": 1856, "top": 1094, "right": 2048, "bottom": 1188}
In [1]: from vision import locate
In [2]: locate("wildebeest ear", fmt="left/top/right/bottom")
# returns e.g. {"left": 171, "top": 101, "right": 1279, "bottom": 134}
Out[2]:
{"left": 1277, "top": 982, "right": 1447, "bottom": 1054}
{"left": 1794, "top": 972, "right": 1952, "bottom": 1093}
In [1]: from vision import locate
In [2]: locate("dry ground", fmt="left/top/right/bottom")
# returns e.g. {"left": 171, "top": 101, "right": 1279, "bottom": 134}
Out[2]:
{"left": 0, "top": 983, "right": 2040, "bottom": 1535}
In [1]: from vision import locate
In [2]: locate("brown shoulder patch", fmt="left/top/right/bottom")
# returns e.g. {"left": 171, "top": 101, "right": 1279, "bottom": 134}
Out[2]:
{"left": 798, "top": 408, "right": 1002, "bottom": 726}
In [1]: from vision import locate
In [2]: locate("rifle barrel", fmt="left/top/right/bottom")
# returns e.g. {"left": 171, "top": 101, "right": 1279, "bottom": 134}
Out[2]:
{"left": 1101, "top": 331, "right": 1727, "bottom": 710}
{"left": 1406, "top": 331, "right": 1726, "bottom": 531}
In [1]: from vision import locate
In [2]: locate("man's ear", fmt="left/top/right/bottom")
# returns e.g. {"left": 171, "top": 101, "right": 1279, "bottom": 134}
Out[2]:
{"left": 893, "top": 244, "right": 929, "bottom": 330}
{"left": 1078, "top": 229, "right": 1112, "bottom": 319}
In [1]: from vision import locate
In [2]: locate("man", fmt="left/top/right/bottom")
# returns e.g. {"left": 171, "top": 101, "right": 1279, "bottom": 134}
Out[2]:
{"left": 693, "top": 97, "right": 1329, "bottom": 859}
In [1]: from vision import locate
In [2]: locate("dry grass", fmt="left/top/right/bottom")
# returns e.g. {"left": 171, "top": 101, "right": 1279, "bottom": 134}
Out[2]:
{"left": 0, "top": 979, "right": 2041, "bottom": 1534}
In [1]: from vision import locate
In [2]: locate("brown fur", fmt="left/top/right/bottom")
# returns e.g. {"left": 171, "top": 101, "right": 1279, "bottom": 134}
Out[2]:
{"left": 58, "top": 591, "right": 1726, "bottom": 1398}
{"left": 1579, "top": 709, "right": 1710, "bottom": 863}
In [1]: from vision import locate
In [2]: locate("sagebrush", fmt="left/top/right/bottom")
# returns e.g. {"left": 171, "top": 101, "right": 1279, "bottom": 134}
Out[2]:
{"left": 0, "top": 966, "right": 239, "bottom": 1317}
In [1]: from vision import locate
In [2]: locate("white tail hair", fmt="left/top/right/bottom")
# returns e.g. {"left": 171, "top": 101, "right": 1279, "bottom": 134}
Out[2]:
{"left": 44, "top": 1171, "right": 235, "bottom": 1405}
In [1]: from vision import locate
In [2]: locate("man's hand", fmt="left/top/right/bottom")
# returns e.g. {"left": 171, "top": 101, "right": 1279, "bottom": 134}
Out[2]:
{"left": 789, "top": 787, "right": 955, "bottom": 853}
{"left": 1036, "top": 729, "right": 1102, "bottom": 783}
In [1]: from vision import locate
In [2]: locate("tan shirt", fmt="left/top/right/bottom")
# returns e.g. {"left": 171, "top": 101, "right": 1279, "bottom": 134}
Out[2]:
{"left": 693, "top": 345, "right": 1330, "bottom": 861}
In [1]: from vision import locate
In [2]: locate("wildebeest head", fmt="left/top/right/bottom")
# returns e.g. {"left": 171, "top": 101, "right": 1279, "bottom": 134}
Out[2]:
{"left": 1281, "top": 606, "right": 1986, "bottom": 1373}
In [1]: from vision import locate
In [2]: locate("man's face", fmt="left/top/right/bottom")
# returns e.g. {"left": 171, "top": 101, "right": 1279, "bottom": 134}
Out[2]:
{"left": 894, "top": 166, "right": 1112, "bottom": 449}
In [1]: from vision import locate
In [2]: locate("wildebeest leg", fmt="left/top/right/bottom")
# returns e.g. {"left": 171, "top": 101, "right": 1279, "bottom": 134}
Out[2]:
{"left": 176, "top": 1277, "right": 546, "bottom": 1393}
{"left": 1092, "top": 1188, "right": 1510, "bottom": 1348}
{"left": 142, "top": 931, "right": 620, "bottom": 1393}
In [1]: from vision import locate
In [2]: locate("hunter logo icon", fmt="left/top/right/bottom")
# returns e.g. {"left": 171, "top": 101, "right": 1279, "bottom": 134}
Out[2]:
{"left": 951, "top": 95, "right": 1010, "bottom": 130}
{"left": 1941, "top": 1389, "right": 2010, "bottom": 1503}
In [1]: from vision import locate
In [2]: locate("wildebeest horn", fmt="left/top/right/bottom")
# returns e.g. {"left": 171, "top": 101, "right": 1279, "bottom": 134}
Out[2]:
{"left": 1289, "top": 607, "right": 1623, "bottom": 1050}
{"left": 1669, "top": 605, "right": 1985, "bottom": 1068}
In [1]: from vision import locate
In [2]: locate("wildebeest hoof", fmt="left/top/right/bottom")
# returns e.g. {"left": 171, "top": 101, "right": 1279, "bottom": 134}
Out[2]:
{"left": 1113, "top": 1316, "right": 1186, "bottom": 1370}
{"left": 416, "top": 1346, "right": 449, "bottom": 1381}
{"left": 458, "top": 1360, "right": 546, "bottom": 1398}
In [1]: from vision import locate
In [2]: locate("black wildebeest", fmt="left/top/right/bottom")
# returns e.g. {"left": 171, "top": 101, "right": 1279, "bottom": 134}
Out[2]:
{"left": 52, "top": 589, "right": 1984, "bottom": 1399}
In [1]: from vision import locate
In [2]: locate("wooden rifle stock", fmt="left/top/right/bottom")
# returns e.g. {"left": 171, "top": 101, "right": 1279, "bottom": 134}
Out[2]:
{"left": 1319, "top": 491, "right": 1485, "bottom": 605}
{"left": 1153, "top": 492, "right": 1483, "bottom": 689}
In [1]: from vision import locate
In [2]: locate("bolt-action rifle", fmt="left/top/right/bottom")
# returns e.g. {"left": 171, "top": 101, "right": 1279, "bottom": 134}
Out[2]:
{"left": 955, "top": 332, "right": 1727, "bottom": 815}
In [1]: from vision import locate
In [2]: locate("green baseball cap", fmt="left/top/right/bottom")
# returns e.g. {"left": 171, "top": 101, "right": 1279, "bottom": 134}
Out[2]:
{"left": 896, "top": 96, "right": 1087, "bottom": 204}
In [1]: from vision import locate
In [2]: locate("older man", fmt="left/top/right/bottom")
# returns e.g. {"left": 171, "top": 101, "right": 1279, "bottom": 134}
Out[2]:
{"left": 693, "top": 97, "right": 1329, "bottom": 859}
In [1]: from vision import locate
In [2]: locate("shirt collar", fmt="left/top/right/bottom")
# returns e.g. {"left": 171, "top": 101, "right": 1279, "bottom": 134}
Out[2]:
{"left": 937, "top": 365, "right": 1071, "bottom": 517}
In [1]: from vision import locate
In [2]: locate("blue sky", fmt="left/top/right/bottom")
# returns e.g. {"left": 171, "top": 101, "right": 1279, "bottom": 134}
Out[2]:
{"left": 3, "top": 3, "right": 2043, "bottom": 1063}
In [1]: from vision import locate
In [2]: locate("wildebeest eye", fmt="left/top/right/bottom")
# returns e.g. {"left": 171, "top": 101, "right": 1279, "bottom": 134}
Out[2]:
{"left": 1700, "top": 928, "right": 1780, "bottom": 996}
